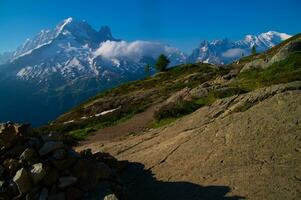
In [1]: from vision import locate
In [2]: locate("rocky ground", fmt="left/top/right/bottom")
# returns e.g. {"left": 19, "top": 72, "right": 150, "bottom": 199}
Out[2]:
{"left": 78, "top": 82, "right": 301, "bottom": 200}
{"left": 0, "top": 123, "right": 126, "bottom": 200}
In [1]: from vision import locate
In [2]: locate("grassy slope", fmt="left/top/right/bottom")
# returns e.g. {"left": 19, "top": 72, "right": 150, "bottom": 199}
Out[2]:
{"left": 38, "top": 33, "right": 301, "bottom": 140}
{"left": 37, "top": 63, "right": 229, "bottom": 139}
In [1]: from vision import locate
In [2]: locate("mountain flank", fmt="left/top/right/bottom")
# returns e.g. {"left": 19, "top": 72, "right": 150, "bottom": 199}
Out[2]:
{"left": 31, "top": 33, "right": 301, "bottom": 199}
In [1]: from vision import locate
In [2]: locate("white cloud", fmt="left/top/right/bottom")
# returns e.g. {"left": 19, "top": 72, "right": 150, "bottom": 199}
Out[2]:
{"left": 94, "top": 40, "right": 178, "bottom": 60}
{"left": 222, "top": 48, "right": 247, "bottom": 58}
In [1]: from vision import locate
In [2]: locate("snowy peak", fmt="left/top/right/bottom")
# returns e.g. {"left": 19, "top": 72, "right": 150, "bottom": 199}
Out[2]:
{"left": 11, "top": 18, "right": 118, "bottom": 61}
{"left": 55, "top": 17, "right": 74, "bottom": 36}
{"left": 259, "top": 31, "right": 291, "bottom": 41}
{"left": 189, "top": 31, "right": 292, "bottom": 65}
{"left": 243, "top": 31, "right": 291, "bottom": 48}
{"left": 3, "top": 18, "right": 186, "bottom": 85}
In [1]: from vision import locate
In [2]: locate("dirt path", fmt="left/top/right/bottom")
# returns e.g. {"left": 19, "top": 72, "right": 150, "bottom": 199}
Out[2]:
{"left": 78, "top": 105, "right": 159, "bottom": 149}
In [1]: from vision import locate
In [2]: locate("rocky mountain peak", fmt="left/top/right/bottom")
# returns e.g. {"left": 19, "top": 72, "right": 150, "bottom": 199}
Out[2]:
{"left": 99, "top": 25, "right": 113, "bottom": 39}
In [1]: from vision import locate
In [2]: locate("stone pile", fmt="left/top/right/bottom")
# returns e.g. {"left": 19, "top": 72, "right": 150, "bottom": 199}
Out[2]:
{"left": 0, "top": 122, "right": 125, "bottom": 200}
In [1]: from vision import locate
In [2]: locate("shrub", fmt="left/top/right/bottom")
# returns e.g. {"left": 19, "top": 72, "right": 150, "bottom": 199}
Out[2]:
{"left": 154, "top": 101, "right": 200, "bottom": 120}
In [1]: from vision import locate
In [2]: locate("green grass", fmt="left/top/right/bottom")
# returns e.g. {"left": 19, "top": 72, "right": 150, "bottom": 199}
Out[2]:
{"left": 153, "top": 86, "right": 247, "bottom": 123}
{"left": 67, "top": 128, "right": 95, "bottom": 140}
{"left": 232, "top": 52, "right": 301, "bottom": 90}
{"left": 149, "top": 117, "right": 178, "bottom": 129}
{"left": 43, "top": 63, "right": 229, "bottom": 138}
{"left": 66, "top": 112, "right": 136, "bottom": 140}
{"left": 154, "top": 101, "right": 201, "bottom": 120}
{"left": 194, "top": 92, "right": 217, "bottom": 107}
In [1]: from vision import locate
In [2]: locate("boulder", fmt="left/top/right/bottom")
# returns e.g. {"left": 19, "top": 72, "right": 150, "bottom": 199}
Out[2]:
{"left": 13, "top": 168, "right": 32, "bottom": 194}
{"left": 104, "top": 193, "right": 119, "bottom": 200}
{"left": 30, "top": 163, "right": 46, "bottom": 184}
{"left": 38, "top": 188, "right": 48, "bottom": 200}
{"left": 20, "top": 148, "right": 37, "bottom": 162}
{"left": 50, "top": 156, "right": 77, "bottom": 171}
{"left": 0, "top": 123, "right": 124, "bottom": 199}
{"left": 0, "top": 123, "right": 20, "bottom": 148}
{"left": 39, "top": 141, "right": 64, "bottom": 156}
{"left": 58, "top": 176, "right": 77, "bottom": 189}
{"left": 72, "top": 159, "right": 111, "bottom": 191}
{"left": 0, "top": 180, "right": 4, "bottom": 188}
{"left": 3, "top": 144, "right": 28, "bottom": 158}
{"left": 42, "top": 167, "right": 59, "bottom": 186}
{"left": 3, "top": 159, "right": 20, "bottom": 177}
{"left": 0, "top": 165, "right": 4, "bottom": 177}
{"left": 65, "top": 186, "right": 83, "bottom": 200}
{"left": 268, "top": 40, "right": 301, "bottom": 66}
{"left": 51, "top": 149, "right": 67, "bottom": 160}
{"left": 48, "top": 192, "right": 65, "bottom": 200}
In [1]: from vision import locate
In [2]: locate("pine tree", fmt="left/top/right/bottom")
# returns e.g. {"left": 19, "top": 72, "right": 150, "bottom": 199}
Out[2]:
{"left": 144, "top": 64, "right": 151, "bottom": 76}
{"left": 252, "top": 45, "right": 257, "bottom": 55}
{"left": 155, "top": 54, "right": 170, "bottom": 72}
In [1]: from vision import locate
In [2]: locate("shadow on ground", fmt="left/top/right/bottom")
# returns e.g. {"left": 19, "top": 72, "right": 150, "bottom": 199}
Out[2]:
{"left": 121, "top": 162, "right": 244, "bottom": 200}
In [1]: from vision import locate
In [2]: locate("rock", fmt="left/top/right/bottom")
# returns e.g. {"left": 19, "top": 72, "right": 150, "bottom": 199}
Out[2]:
{"left": 3, "top": 159, "right": 20, "bottom": 176}
{"left": 48, "top": 192, "right": 65, "bottom": 200}
{"left": 50, "top": 156, "right": 77, "bottom": 171}
{"left": 51, "top": 149, "right": 67, "bottom": 160}
{"left": 268, "top": 40, "right": 301, "bottom": 66}
{"left": 39, "top": 141, "right": 64, "bottom": 156}
{"left": 164, "top": 87, "right": 191, "bottom": 105}
{"left": 28, "top": 137, "right": 43, "bottom": 150}
{"left": 26, "top": 192, "right": 37, "bottom": 200}
{"left": 2, "top": 143, "right": 28, "bottom": 159}
{"left": 0, "top": 123, "right": 123, "bottom": 199}
{"left": 0, "top": 180, "right": 4, "bottom": 188}
{"left": 104, "top": 193, "right": 119, "bottom": 200}
{"left": 14, "top": 124, "right": 31, "bottom": 136}
{"left": 42, "top": 167, "right": 59, "bottom": 186}
{"left": 72, "top": 159, "right": 111, "bottom": 191}
{"left": 241, "top": 39, "right": 301, "bottom": 73}
{"left": 241, "top": 58, "right": 266, "bottom": 72}
{"left": 13, "top": 168, "right": 32, "bottom": 194}
{"left": 20, "top": 148, "right": 37, "bottom": 162}
{"left": 58, "top": 176, "right": 77, "bottom": 189}
{"left": 30, "top": 163, "right": 46, "bottom": 184}
{"left": 6, "top": 180, "right": 19, "bottom": 198}
{"left": 0, "top": 165, "right": 4, "bottom": 177}
{"left": 79, "top": 148, "right": 93, "bottom": 157}
{"left": 65, "top": 187, "right": 83, "bottom": 200}
{"left": 0, "top": 193, "right": 9, "bottom": 200}
{"left": 0, "top": 123, "right": 20, "bottom": 148}
{"left": 38, "top": 188, "right": 48, "bottom": 200}
{"left": 187, "top": 85, "right": 209, "bottom": 100}
{"left": 96, "top": 162, "right": 111, "bottom": 180}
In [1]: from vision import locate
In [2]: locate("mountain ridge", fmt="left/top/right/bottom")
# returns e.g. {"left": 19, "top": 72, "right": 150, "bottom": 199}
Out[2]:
{"left": 188, "top": 31, "right": 291, "bottom": 64}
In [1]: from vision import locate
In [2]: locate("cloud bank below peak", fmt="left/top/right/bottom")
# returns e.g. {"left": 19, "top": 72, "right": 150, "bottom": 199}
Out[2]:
{"left": 94, "top": 40, "right": 182, "bottom": 60}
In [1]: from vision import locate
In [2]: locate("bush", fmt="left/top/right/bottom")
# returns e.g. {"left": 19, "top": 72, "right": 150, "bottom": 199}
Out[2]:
{"left": 154, "top": 101, "right": 200, "bottom": 120}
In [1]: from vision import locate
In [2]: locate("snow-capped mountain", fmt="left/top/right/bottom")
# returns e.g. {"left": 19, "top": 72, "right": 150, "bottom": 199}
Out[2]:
{"left": 3, "top": 17, "right": 185, "bottom": 84}
{"left": 0, "top": 18, "right": 186, "bottom": 125}
{"left": 188, "top": 31, "right": 291, "bottom": 65}
{"left": 0, "top": 17, "right": 292, "bottom": 126}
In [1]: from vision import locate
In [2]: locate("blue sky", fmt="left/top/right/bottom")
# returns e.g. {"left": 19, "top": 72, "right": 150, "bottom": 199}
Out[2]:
{"left": 0, "top": 0, "right": 300, "bottom": 53}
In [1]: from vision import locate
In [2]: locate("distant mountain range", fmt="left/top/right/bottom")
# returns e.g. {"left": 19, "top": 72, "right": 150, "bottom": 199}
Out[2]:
{"left": 0, "top": 17, "right": 291, "bottom": 125}
{"left": 188, "top": 31, "right": 291, "bottom": 64}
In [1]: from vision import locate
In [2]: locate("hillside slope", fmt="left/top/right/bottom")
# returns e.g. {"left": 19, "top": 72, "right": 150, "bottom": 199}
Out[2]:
{"left": 41, "top": 33, "right": 301, "bottom": 199}
{"left": 78, "top": 82, "right": 301, "bottom": 199}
